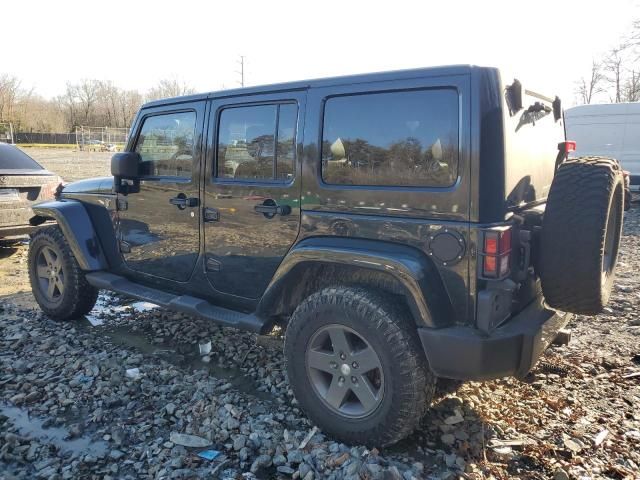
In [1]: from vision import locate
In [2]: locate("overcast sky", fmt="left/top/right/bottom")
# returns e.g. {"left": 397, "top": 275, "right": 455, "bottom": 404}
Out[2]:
{"left": 4, "top": 0, "right": 639, "bottom": 105}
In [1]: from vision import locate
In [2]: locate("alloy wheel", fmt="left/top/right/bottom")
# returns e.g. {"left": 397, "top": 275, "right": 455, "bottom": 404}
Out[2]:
{"left": 306, "top": 324, "right": 384, "bottom": 418}
{"left": 35, "top": 245, "right": 65, "bottom": 302}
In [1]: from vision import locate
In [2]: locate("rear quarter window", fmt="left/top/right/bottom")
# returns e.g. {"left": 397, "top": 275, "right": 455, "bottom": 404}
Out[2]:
{"left": 321, "top": 89, "right": 459, "bottom": 187}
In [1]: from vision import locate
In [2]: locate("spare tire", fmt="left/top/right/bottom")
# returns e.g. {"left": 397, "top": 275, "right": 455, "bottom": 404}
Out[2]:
{"left": 540, "top": 156, "right": 624, "bottom": 315}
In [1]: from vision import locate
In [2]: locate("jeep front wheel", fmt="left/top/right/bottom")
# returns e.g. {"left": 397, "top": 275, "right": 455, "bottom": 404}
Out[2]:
{"left": 284, "top": 287, "right": 435, "bottom": 446}
{"left": 28, "top": 226, "right": 99, "bottom": 320}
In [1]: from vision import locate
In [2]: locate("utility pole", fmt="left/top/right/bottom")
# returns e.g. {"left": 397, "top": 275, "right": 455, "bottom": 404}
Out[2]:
{"left": 236, "top": 55, "right": 246, "bottom": 87}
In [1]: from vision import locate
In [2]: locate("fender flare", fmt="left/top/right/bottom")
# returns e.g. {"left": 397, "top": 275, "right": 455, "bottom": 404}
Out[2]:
{"left": 30, "top": 200, "right": 108, "bottom": 271}
{"left": 258, "top": 237, "right": 454, "bottom": 328}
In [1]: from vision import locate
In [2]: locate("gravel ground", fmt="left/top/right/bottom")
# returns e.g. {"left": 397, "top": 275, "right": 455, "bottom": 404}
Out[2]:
{"left": 0, "top": 199, "right": 639, "bottom": 480}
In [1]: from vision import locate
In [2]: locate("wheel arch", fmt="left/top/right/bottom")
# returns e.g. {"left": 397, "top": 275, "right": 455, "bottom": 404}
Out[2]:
{"left": 30, "top": 200, "right": 109, "bottom": 271}
{"left": 257, "top": 237, "right": 455, "bottom": 329}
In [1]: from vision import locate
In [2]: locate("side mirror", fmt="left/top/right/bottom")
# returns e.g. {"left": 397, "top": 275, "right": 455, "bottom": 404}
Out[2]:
{"left": 111, "top": 151, "right": 140, "bottom": 178}
{"left": 111, "top": 152, "right": 141, "bottom": 194}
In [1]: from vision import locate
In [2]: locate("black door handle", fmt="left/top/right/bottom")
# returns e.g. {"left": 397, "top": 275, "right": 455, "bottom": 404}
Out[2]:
{"left": 170, "top": 194, "right": 199, "bottom": 209}
{"left": 254, "top": 200, "right": 291, "bottom": 218}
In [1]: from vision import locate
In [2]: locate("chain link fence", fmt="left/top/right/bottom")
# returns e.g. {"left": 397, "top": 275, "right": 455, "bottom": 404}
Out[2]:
{"left": 11, "top": 126, "right": 129, "bottom": 151}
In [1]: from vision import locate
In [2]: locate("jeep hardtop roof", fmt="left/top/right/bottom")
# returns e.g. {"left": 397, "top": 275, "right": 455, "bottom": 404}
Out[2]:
{"left": 142, "top": 64, "right": 482, "bottom": 108}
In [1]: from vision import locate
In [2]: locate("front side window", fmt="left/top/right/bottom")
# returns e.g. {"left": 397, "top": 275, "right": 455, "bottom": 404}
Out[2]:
{"left": 135, "top": 111, "right": 196, "bottom": 179}
{"left": 217, "top": 103, "right": 297, "bottom": 181}
{"left": 321, "top": 89, "right": 459, "bottom": 187}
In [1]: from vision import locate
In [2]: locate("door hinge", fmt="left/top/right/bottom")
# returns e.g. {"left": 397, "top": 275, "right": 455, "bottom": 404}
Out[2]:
{"left": 203, "top": 207, "right": 220, "bottom": 222}
{"left": 205, "top": 256, "right": 222, "bottom": 272}
{"left": 119, "top": 240, "right": 131, "bottom": 253}
{"left": 116, "top": 199, "right": 128, "bottom": 211}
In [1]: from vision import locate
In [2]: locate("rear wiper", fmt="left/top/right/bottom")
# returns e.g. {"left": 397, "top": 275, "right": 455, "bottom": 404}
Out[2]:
{"left": 526, "top": 101, "right": 552, "bottom": 114}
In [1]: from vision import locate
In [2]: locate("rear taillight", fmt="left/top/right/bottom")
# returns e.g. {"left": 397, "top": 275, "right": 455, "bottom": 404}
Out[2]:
{"left": 41, "top": 177, "right": 63, "bottom": 200}
{"left": 558, "top": 140, "right": 576, "bottom": 157}
{"left": 481, "top": 227, "right": 512, "bottom": 279}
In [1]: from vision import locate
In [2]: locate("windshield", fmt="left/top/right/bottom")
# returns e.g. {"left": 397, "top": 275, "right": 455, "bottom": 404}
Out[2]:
{"left": 0, "top": 144, "right": 44, "bottom": 170}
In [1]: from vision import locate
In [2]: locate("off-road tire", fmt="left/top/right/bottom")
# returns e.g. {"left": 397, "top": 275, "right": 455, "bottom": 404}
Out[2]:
{"left": 540, "top": 156, "right": 624, "bottom": 314}
{"left": 28, "top": 226, "right": 99, "bottom": 320}
{"left": 284, "top": 287, "right": 435, "bottom": 447}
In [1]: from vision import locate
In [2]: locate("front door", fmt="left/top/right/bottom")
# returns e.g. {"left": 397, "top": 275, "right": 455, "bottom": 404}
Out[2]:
{"left": 118, "top": 101, "right": 205, "bottom": 282}
{"left": 203, "top": 92, "right": 305, "bottom": 298}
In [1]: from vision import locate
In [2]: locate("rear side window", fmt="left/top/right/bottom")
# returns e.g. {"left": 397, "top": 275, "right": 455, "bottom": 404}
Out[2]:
{"left": 0, "top": 144, "right": 44, "bottom": 170}
{"left": 217, "top": 103, "right": 297, "bottom": 182}
{"left": 135, "top": 111, "right": 196, "bottom": 179}
{"left": 321, "top": 89, "right": 459, "bottom": 187}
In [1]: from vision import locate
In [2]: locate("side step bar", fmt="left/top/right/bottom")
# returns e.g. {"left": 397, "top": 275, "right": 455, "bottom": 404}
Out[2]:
{"left": 85, "top": 272, "right": 267, "bottom": 333}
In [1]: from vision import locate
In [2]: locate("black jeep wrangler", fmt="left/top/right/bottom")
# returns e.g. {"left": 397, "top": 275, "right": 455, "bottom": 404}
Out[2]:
{"left": 27, "top": 66, "right": 625, "bottom": 446}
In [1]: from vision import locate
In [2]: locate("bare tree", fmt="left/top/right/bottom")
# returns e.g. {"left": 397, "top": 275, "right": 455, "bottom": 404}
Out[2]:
{"left": 0, "top": 74, "right": 21, "bottom": 122}
{"left": 76, "top": 79, "right": 100, "bottom": 124}
{"left": 603, "top": 45, "right": 631, "bottom": 103}
{"left": 575, "top": 60, "right": 606, "bottom": 104}
{"left": 623, "top": 69, "right": 640, "bottom": 102}
{"left": 146, "top": 78, "right": 196, "bottom": 102}
{"left": 0, "top": 73, "right": 198, "bottom": 133}
{"left": 56, "top": 83, "right": 79, "bottom": 129}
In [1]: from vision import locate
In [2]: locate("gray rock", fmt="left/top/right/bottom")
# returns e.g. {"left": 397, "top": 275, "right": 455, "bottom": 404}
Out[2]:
{"left": 239, "top": 446, "right": 250, "bottom": 462}
{"left": 441, "top": 433, "right": 456, "bottom": 445}
{"left": 169, "top": 432, "right": 212, "bottom": 448}
{"left": 277, "top": 465, "right": 296, "bottom": 475}
{"left": 273, "top": 454, "right": 287, "bottom": 466}
{"left": 299, "top": 463, "right": 312, "bottom": 478}
{"left": 109, "top": 449, "right": 125, "bottom": 460}
{"left": 111, "top": 428, "right": 125, "bottom": 446}
{"left": 345, "top": 460, "right": 361, "bottom": 476}
{"left": 233, "top": 434, "right": 246, "bottom": 451}
{"left": 384, "top": 466, "right": 403, "bottom": 480}
{"left": 250, "top": 454, "right": 273, "bottom": 473}
{"left": 287, "top": 449, "right": 304, "bottom": 464}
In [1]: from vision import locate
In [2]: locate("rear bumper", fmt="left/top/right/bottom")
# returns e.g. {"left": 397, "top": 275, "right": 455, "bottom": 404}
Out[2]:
{"left": 418, "top": 298, "right": 572, "bottom": 381}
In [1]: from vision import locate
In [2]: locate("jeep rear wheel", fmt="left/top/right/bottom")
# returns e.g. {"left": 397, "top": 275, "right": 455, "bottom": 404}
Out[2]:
{"left": 28, "top": 226, "right": 99, "bottom": 320}
{"left": 540, "top": 156, "right": 624, "bottom": 315}
{"left": 284, "top": 287, "right": 435, "bottom": 446}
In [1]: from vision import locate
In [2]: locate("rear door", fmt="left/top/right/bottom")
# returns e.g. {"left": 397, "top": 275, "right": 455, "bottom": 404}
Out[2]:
{"left": 117, "top": 101, "right": 205, "bottom": 282}
{"left": 203, "top": 91, "right": 305, "bottom": 299}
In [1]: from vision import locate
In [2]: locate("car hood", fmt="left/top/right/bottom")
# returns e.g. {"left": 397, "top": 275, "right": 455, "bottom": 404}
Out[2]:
{"left": 62, "top": 176, "right": 114, "bottom": 195}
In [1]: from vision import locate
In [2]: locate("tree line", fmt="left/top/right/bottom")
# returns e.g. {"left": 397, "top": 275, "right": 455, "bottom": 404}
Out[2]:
{"left": 575, "top": 20, "right": 640, "bottom": 104}
{"left": 0, "top": 76, "right": 195, "bottom": 133}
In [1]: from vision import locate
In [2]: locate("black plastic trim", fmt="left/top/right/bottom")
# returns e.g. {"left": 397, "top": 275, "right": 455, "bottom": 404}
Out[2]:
{"left": 258, "top": 237, "right": 455, "bottom": 328}
{"left": 418, "top": 298, "right": 571, "bottom": 380}
{"left": 30, "top": 200, "right": 108, "bottom": 271}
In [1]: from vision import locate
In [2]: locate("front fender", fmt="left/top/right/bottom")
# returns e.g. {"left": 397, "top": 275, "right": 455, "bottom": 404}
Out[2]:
{"left": 30, "top": 200, "right": 108, "bottom": 271}
{"left": 259, "top": 237, "right": 454, "bottom": 328}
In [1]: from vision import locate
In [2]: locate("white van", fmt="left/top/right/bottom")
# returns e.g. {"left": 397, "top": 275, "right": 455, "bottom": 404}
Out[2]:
{"left": 565, "top": 102, "right": 640, "bottom": 185}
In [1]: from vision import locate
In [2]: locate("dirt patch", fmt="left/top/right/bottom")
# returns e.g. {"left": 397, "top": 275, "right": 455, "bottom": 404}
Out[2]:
{"left": 21, "top": 147, "right": 111, "bottom": 182}
{"left": 0, "top": 241, "right": 33, "bottom": 307}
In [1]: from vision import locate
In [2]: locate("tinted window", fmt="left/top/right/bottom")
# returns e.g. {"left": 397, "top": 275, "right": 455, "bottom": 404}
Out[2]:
{"left": 0, "top": 144, "right": 44, "bottom": 170}
{"left": 135, "top": 111, "right": 196, "bottom": 178}
{"left": 277, "top": 104, "right": 297, "bottom": 181}
{"left": 217, "top": 103, "right": 297, "bottom": 181}
{"left": 322, "top": 89, "right": 458, "bottom": 187}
